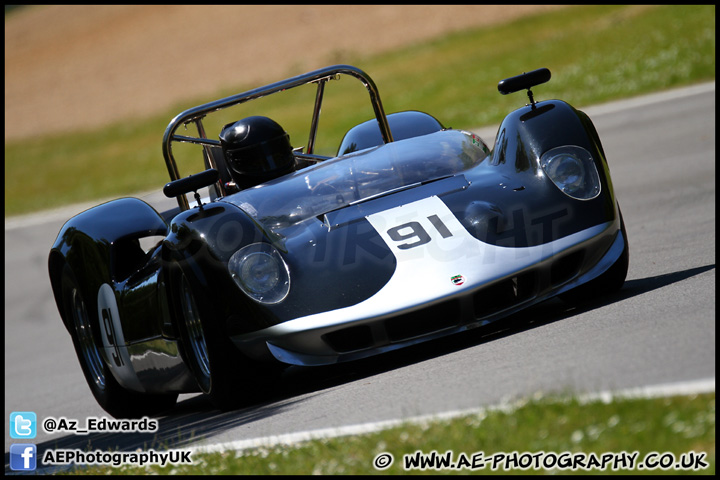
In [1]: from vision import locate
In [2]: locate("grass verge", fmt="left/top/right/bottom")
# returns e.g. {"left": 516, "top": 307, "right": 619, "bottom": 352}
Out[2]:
{"left": 60, "top": 391, "right": 714, "bottom": 475}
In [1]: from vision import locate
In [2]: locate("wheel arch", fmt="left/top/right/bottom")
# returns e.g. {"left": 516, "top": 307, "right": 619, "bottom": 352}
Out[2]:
{"left": 48, "top": 197, "right": 169, "bottom": 332}
{"left": 493, "top": 99, "right": 611, "bottom": 181}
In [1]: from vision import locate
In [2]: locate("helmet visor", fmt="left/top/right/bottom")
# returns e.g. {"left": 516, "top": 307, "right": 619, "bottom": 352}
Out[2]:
{"left": 225, "top": 133, "right": 294, "bottom": 176}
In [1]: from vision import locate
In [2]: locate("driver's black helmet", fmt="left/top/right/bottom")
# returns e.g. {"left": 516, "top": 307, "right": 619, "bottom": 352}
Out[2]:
{"left": 219, "top": 116, "right": 295, "bottom": 189}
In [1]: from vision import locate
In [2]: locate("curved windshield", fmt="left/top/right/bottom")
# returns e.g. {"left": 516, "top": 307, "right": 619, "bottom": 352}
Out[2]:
{"left": 225, "top": 130, "right": 488, "bottom": 229}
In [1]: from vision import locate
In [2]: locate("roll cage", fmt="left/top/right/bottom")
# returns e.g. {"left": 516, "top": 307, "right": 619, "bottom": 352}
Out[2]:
{"left": 162, "top": 65, "right": 394, "bottom": 211}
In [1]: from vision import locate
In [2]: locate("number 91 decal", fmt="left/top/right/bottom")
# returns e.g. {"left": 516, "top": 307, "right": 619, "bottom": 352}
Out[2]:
{"left": 366, "top": 196, "right": 470, "bottom": 260}
{"left": 386, "top": 214, "right": 454, "bottom": 250}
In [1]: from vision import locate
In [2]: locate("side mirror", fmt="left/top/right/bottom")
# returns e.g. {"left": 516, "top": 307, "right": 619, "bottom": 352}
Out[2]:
{"left": 163, "top": 169, "right": 220, "bottom": 209}
{"left": 497, "top": 68, "right": 551, "bottom": 95}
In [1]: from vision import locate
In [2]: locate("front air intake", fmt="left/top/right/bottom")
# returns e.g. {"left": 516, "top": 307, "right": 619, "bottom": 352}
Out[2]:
{"left": 322, "top": 325, "right": 374, "bottom": 353}
{"left": 473, "top": 271, "right": 537, "bottom": 317}
{"left": 385, "top": 300, "right": 462, "bottom": 342}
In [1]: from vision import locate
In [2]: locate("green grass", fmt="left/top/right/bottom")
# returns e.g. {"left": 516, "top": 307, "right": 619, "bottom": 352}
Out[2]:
{"left": 4, "top": 5, "right": 715, "bottom": 217}
{"left": 62, "top": 391, "right": 714, "bottom": 475}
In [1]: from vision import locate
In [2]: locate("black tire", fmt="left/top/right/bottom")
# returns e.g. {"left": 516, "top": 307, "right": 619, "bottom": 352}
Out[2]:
{"left": 61, "top": 264, "right": 177, "bottom": 418}
{"left": 560, "top": 207, "right": 629, "bottom": 304}
{"left": 172, "top": 265, "right": 278, "bottom": 411}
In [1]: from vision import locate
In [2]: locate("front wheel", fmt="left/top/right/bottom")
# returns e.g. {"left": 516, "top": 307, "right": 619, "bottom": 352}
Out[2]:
{"left": 172, "top": 266, "right": 279, "bottom": 411}
{"left": 62, "top": 265, "right": 177, "bottom": 418}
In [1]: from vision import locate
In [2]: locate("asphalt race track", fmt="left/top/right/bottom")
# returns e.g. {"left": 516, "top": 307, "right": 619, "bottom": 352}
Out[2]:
{"left": 4, "top": 83, "right": 715, "bottom": 471}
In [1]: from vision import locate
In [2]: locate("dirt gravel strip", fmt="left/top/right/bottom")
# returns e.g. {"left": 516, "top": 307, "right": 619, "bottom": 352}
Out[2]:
{"left": 5, "top": 5, "right": 567, "bottom": 141}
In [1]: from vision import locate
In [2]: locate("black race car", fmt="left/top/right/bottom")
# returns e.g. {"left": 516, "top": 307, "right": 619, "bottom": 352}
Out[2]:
{"left": 48, "top": 65, "right": 628, "bottom": 417}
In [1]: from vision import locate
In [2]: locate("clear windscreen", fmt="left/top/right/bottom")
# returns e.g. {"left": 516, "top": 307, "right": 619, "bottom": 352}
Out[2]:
{"left": 224, "top": 130, "right": 488, "bottom": 229}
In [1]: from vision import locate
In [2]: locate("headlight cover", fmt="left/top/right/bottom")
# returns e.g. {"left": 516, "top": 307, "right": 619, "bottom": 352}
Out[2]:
{"left": 540, "top": 146, "right": 601, "bottom": 200}
{"left": 228, "top": 243, "right": 290, "bottom": 304}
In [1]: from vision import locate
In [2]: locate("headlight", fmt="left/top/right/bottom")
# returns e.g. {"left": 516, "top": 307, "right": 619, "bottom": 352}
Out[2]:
{"left": 540, "top": 146, "right": 601, "bottom": 200}
{"left": 228, "top": 243, "right": 290, "bottom": 304}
